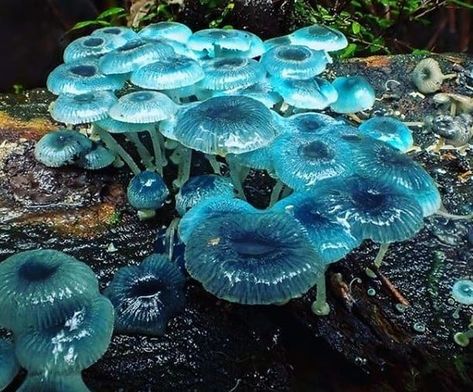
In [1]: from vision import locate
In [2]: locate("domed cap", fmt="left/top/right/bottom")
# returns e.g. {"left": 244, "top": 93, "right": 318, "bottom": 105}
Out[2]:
{"left": 273, "top": 193, "right": 360, "bottom": 265}
{"left": 284, "top": 112, "right": 344, "bottom": 134}
{"left": 0, "top": 339, "right": 19, "bottom": 392}
{"left": 173, "top": 95, "right": 277, "bottom": 156}
{"left": 34, "top": 129, "right": 92, "bottom": 167}
{"left": 95, "top": 117, "right": 156, "bottom": 134}
{"left": 211, "top": 79, "right": 281, "bottom": 108}
{"left": 352, "top": 138, "right": 441, "bottom": 217}
{"left": 99, "top": 39, "right": 175, "bottom": 75}
{"left": 0, "top": 249, "right": 99, "bottom": 332}
{"left": 313, "top": 175, "right": 424, "bottom": 243}
{"left": 290, "top": 24, "right": 348, "bottom": 51}
{"left": 358, "top": 116, "right": 413, "bottom": 152}
{"left": 77, "top": 143, "right": 115, "bottom": 170}
{"left": 264, "top": 35, "right": 292, "bottom": 51}
{"left": 271, "top": 76, "right": 338, "bottom": 109}
{"left": 271, "top": 132, "right": 354, "bottom": 190}
{"left": 127, "top": 170, "right": 169, "bottom": 210}
{"left": 198, "top": 57, "right": 265, "bottom": 91}
{"left": 131, "top": 55, "right": 204, "bottom": 90}
{"left": 109, "top": 90, "right": 177, "bottom": 123}
{"left": 50, "top": 90, "right": 117, "bottom": 124}
{"left": 63, "top": 34, "right": 123, "bottom": 63}
{"left": 176, "top": 174, "right": 234, "bottom": 216}
{"left": 47, "top": 58, "right": 125, "bottom": 95}
{"left": 104, "top": 253, "right": 185, "bottom": 335}
{"left": 187, "top": 28, "right": 252, "bottom": 54}
{"left": 261, "top": 45, "right": 330, "bottom": 79}
{"left": 17, "top": 374, "right": 90, "bottom": 392}
{"left": 179, "top": 196, "right": 257, "bottom": 244}
{"left": 92, "top": 26, "right": 139, "bottom": 45}
{"left": 139, "top": 21, "right": 193, "bottom": 42}
{"left": 451, "top": 279, "right": 473, "bottom": 305}
{"left": 184, "top": 211, "right": 323, "bottom": 304}
{"left": 226, "top": 143, "right": 273, "bottom": 171}
{"left": 15, "top": 295, "right": 114, "bottom": 373}
{"left": 330, "top": 76, "right": 375, "bottom": 113}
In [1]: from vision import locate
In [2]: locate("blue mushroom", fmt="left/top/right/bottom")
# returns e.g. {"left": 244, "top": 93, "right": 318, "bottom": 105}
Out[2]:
{"left": 0, "top": 249, "right": 99, "bottom": 332}
{"left": 290, "top": 24, "right": 348, "bottom": 51}
{"left": 104, "top": 253, "right": 185, "bottom": 336}
{"left": 63, "top": 35, "right": 123, "bottom": 63}
{"left": 98, "top": 39, "right": 175, "bottom": 75}
{"left": 175, "top": 174, "right": 235, "bottom": 216}
{"left": 47, "top": 59, "right": 125, "bottom": 95}
{"left": 0, "top": 339, "right": 19, "bottom": 391}
{"left": 92, "top": 26, "right": 139, "bottom": 45}
{"left": 452, "top": 279, "right": 473, "bottom": 306}
{"left": 263, "top": 35, "right": 292, "bottom": 51}
{"left": 187, "top": 28, "right": 252, "bottom": 56}
{"left": 215, "top": 79, "right": 282, "bottom": 108}
{"left": 139, "top": 21, "right": 193, "bottom": 43}
{"left": 330, "top": 76, "right": 376, "bottom": 113}
{"left": 34, "top": 129, "right": 92, "bottom": 167}
{"left": 17, "top": 374, "right": 90, "bottom": 392}
{"left": 15, "top": 295, "right": 114, "bottom": 374}
{"left": 127, "top": 170, "right": 169, "bottom": 219}
{"left": 50, "top": 90, "right": 117, "bottom": 125}
{"left": 261, "top": 45, "right": 330, "bottom": 79}
{"left": 184, "top": 211, "right": 323, "bottom": 304}
{"left": 358, "top": 116, "right": 414, "bottom": 152}
{"left": 77, "top": 143, "right": 116, "bottom": 170}
{"left": 284, "top": 112, "right": 344, "bottom": 134}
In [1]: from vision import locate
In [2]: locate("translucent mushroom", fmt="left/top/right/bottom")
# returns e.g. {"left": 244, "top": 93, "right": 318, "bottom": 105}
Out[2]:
{"left": 17, "top": 374, "right": 91, "bottom": 392}
{"left": 77, "top": 143, "right": 116, "bottom": 170}
{"left": 92, "top": 26, "right": 139, "bottom": 45}
{"left": 139, "top": 21, "right": 193, "bottom": 43}
{"left": 184, "top": 211, "right": 323, "bottom": 304}
{"left": 187, "top": 28, "right": 253, "bottom": 57}
{"left": 284, "top": 112, "right": 344, "bottom": 135}
{"left": 411, "top": 58, "right": 456, "bottom": 94}
{"left": 451, "top": 279, "right": 473, "bottom": 319}
{"left": 263, "top": 35, "right": 292, "bottom": 52}
{"left": 104, "top": 254, "right": 185, "bottom": 336}
{"left": 34, "top": 129, "right": 93, "bottom": 167}
{"left": 63, "top": 35, "right": 123, "bottom": 63}
{"left": 454, "top": 316, "right": 473, "bottom": 347}
{"left": 330, "top": 76, "right": 375, "bottom": 113}
{"left": 358, "top": 116, "right": 414, "bottom": 152}
{"left": 290, "top": 24, "right": 348, "bottom": 52}
{"left": 0, "top": 339, "right": 19, "bottom": 391}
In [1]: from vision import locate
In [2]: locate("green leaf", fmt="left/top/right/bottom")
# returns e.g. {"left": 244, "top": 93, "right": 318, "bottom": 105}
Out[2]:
{"left": 97, "top": 7, "right": 126, "bottom": 20}
{"left": 339, "top": 43, "right": 357, "bottom": 59}
{"left": 70, "top": 20, "right": 109, "bottom": 31}
{"left": 351, "top": 21, "right": 361, "bottom": 34}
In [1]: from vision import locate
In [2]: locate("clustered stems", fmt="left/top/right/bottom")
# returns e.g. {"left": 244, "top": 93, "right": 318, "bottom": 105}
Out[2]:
{"left": 148, "top": 129, "right": 164, "bottom": 176}
{"left": 126, "top": 132, "right": 155, "bottom": 170}
{"left": 172, "top": 145, "right": 192, "bottom": 188}
{"left": 226, "top": 159, "right": 246, "bottom": 200}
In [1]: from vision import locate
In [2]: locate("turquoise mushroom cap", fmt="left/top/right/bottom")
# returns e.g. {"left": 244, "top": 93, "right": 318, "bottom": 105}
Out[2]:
{"left": 15, "top": 295, "right": 114, "bottom": 374}
{"left": 184, "top": 211, "right": 323, "bottom": 304}
{"left": 131, "top": 55, "right": 204, "bottom": 90}
{"left": 0, "top": 249, "right": 99, "bottom": 331}
{"left": 451, "top": 279, "right": 473, "bottom": 305}
{"left": 330, "top": 76, "right": 375, "bottom": 113}
{"left": 104, "top": 254, "right": 185, "bottom": 336}
{"left": 34, "top": 129, "right": 93, "bottom": 167}
{"left": 358, "top": 116, "right": 414, "bottom": 153}
{"left": 50, "top": 90, "right": 117, "bottom": 124}
{"left": 109, "top": 91, "right": 177, "bottom": 124}
{"left": 77, "top": 143, "right": 116, "bottom": 170}
{"left": 290, "top": 24, "right": 348, "bottom": 51}
{"left": 139, "top": 22, "right": 193, "bottom": 43}
{"left": 211, "top": 79, "right": 282, "bottom": 108}
{"left": 187, "top": 28, "right": 252, "bottom": 55}
{"left": 127, "top": 170, "right": 169, "bottom": 210}
{"left": 17, "top": 374, "right": 91, "bottom": 392}
{"left": 261, "top": 45, "right": 330, "bottom": 79}
{"left": 63, "top": 34, "right": 123, "bottom": 63}
{"left": 173, "top": 95, "right": 277, "bottom": 155}
{"left": 92, "top": 26, "right": 139, "bottom": 45}
{"left": 263, "top": 35, "right": 292, "bottom": 52}
{"left": 0, "top": 339, "right": 19, "bottom": 392}
{"left": 47, "top": 58, "right": 125, "bottom": 95}
{"left": 284, "top": 112, "right": 344, "bottom": 135}
{"left": 95, "top": 117, "right": 156, "bottom": 134}
{"left": 175, "top": 174, "right": 235, "bottom": 216}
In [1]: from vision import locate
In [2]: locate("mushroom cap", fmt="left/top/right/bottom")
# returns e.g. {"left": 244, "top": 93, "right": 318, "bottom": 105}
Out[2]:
{"left": 104, "top": 254, "right": 185, "bottom": 336}
{"left": 263, "top": 35, "right": 292, "bottom": 52}
{"left": 127, "top": 170, "right": 169, "bottom": 210}
{"left": 175, "top": 174, "right": 235, "bottom": 216}
{"left": 15, "top": 295, "right": 114, "bottom": 373}
{"left": 451, "top": 279, "right": 473, "bottom": 305}
{"left": 330, "top": 76, "right": 375, "bottom": 113}
{"left": 261, "top": 45, "right": 330, "bottom": 79}
{"left": 312, "top": 175, "right": 424, "bottom": 243}
{"left": 109, "top": 91, "right": 177, "bottom": 124}
{"left": 47, "top": 58, "right": 126, "bottom": 95}
{"left": 198, "top": 57, "right": 265, "bottom": 91}
{"left": 98, "top": 39, "right": 175, "bottom": 75}
{"left": 411, "top": 58, "right": 445, "bottom": 94}
{"left": 271, "top": 131, "right": 355, "bottom": 190}
{"left": 0, "top": 340, "right": 19, "bottom": 391}
{"left": 187, "top": 28, "right": 252, "bottom": 53}
{"left": 92, "top": 26, "right": 139, "bottom": 45}
{"left": 160, "top": 39, "right": 200, "bottom": 59}
{"left": 226, "top": 144, "right": 273, "bottom": 171}
{"left": 131, "top": 55, "right": 204, "bottom": 90}
{"left": 95, "top": 117, "right": 156, "bottom": 134}
{"left": 273, "top": 193, "right": 361, "bottom": 265}
{"left": 173, "top": 95, "right": 277, "bottom": 156}
{"left": 0, "top": 249, "right": 99, "bottom": 332}
{"left": 179, "top": 196, "right": 257, "bottom": 244}
{"left": 50, "top": 90, "right": 117, "bottom": 124}
{"left": 184, "top": 211, "right": 323, "bottom": 305}
{"left": 284, "top": 112, "right": 344, "bottom": 134}
{"left": 290, "top": 24, "right": 348, "bottom": 51}
{"left": 270, "top": 76, "right": 338, "bottom": 109}
{"left": 77, "top": 143, "right": 115, "bottom": 170}
{"left": 139, "top": 21, "right": 193, "bottom": 43}
{"left": 359, "top": 116, "right": 414, "bottom": 152}
{"left": 63, "top": 34, "right": 124, "bottom": 63}
{"left": 34, "top": 129, "right": 93, "bottom": 167}
{"left": 352, "top": 138, "right": 441, "bottom": 217}
{"left": 17, "top": 374, "right": 90, "bottom": 392}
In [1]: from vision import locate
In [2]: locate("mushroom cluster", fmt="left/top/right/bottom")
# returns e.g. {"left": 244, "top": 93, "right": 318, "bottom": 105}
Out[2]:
{"left": 34, "top": 23, "right": 444, "bottom": 318}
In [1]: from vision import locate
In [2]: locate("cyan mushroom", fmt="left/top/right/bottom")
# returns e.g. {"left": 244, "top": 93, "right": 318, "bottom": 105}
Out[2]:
{"left": 63, "top": 35, "right": 123, "bottom": 63}
{"left": 358, "top": 116, "right": 414, "bottom": 152}
{"left": 77, "top": 143, "right": 116, "bottom": 170}
{"left": 263, "top": 35, "right": 292, "bottom": 51}
{"left": 330, "top": 76, "right": 376, "bottom": 113}
{"left": 127, "top": 170, "right": 169, "bottom": 219}
{"left": 290, "top": 24, "right": 348, "bottom": 52}
{"left": 92, "top": 26, "right": 139, "bottom": 45}
{"left": 139, "top": 21, "right": 193, "bottom": 43}
{"left": 284, "top": 112, "right": 344, "bottom": 134}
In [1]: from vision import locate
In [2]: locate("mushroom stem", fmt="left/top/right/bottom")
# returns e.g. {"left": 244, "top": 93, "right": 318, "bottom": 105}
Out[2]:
{"left": 373, "top": 243, "right": 390, "bottom": 269}
{"left": 173, "top": 146, "right": 192, "bottom": 188}
{"left": 165, "top": 217, "right": 180, "bottom": 261}
{"left": 311, "top": 270, "right": 330, "bottom": 316}
{"left": 443, "top": 73, "right": 457, "bottom": 80}
{"left": 94, "top": 126, "right": 141, "bottom": 175}
{"left": 436, "top": 209, "right": 473, "bottom": 221}
{"left": 227, "top": 159, "right": 246, "bottom": 200}
{"left": 269, "top": 180, "right": 284, "bottom": 207}
{"left": 148, "top": 129, "right": 164, "bottom": 175}
{"left": 126, "top": 133, "right": 155, "bottom": 171}
{"left": 206, "top": 154, "right": 222, "bottom": 175}
{"left": 137, "top": 209, "right": 156, "bottom": 220}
